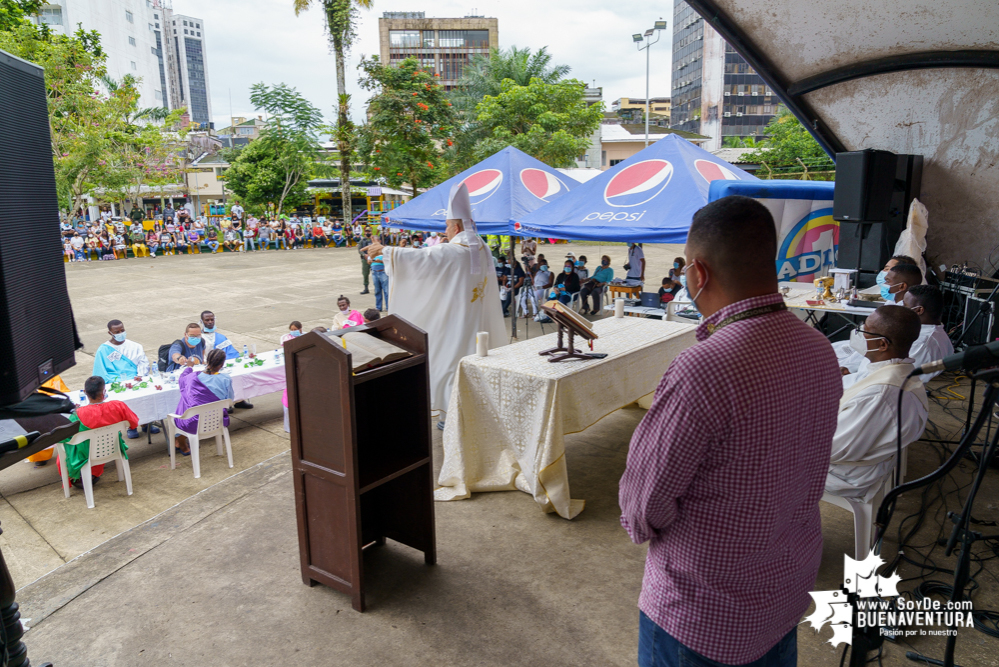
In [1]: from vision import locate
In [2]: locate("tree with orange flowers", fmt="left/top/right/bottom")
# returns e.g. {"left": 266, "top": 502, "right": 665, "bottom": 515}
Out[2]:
{"left": 357, "top": 56, "right": 455, "bottom": 197}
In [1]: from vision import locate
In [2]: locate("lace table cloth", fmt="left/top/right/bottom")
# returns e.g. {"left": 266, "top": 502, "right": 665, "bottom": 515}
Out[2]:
{"left": 435, "top": 317, "right": 697, "bottom": 519}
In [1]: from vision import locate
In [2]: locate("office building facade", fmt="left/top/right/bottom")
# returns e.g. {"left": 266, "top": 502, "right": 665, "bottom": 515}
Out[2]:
{"left": 378, "top": 11, "right": 498, "bottom": 90}
{"left": 669, "top": 0, "right": 777, "bottom": 150}
{"left": 34, "top": 1, "right": 211, "bottom": 127}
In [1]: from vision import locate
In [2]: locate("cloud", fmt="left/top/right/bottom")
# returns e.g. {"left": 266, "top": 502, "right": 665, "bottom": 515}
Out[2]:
{"left": 174, "top": 0, "right": 673, "bottom": 130}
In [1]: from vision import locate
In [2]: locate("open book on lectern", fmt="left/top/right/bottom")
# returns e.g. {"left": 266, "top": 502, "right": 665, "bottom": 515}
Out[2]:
{"left": 541, "top": 301, "right": 599, "bottom": 341}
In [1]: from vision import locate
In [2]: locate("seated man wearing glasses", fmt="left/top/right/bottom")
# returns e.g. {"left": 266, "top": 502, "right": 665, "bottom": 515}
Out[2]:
{"left": 827, "top": 305, "right": 928, "bottom": 498}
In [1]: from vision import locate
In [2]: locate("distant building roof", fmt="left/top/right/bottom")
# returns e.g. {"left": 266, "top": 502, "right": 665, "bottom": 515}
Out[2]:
{"left": 602, "top": 124, "right": 708, "bottom": 143}
{"left": 710, "top": 147, "right": 768, "bottom": 164}
{"left": 556, "top": 168, "right": 603, "bottom": 183}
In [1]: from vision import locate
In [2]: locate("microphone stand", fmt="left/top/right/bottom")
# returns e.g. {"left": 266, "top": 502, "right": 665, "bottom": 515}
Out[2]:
{"left": 871, "top": 369, "right": 999, "bottom": 667}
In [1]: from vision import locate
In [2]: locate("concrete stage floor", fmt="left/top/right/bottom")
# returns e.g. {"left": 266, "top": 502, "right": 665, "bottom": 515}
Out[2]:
{"left": 3, "top": 243, "right": 997, "bottom": 666}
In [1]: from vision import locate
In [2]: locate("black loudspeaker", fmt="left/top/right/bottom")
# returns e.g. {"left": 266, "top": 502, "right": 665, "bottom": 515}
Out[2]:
{"left": 0, "top": 49, "right": 80, "bottom": 405}
{"left": 963, "top": 296, "right": 999, "bottom": 347}
{"left": 833, "top": 149, "right": 898, "bottom": 222}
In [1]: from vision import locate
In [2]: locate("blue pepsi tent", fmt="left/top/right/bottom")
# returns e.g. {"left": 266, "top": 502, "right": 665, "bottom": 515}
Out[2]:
{"left": 513, "top": 135, "right": 758, "bottom": 243}
{"left": 381, "top": 146, "right": 579, "bottom": 235}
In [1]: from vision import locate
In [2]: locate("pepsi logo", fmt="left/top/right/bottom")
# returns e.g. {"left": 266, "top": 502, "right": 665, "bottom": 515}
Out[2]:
{"left": 513, "top": 221, "right": 522, "bottom": 231}
{"left": 520, "top": 168, "right": 568, "bottom": 201}
{"left": 459, "top": 169, "right": 504, "bottom": 204}
{"left": 694, "top": 159, "right": 740, "bottom": 184}
{"left": 604, "top": 160, "right": 673, "bottom": 207}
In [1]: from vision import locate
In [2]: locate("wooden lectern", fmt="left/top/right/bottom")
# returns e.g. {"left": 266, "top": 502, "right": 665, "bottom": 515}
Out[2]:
{"left": 284, "top": 315, "right": 436, "bottom": 612}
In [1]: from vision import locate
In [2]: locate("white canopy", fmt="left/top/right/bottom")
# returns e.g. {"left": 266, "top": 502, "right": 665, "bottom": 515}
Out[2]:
{"left": 686, "top": 0, "right": 999, "bottom": 265}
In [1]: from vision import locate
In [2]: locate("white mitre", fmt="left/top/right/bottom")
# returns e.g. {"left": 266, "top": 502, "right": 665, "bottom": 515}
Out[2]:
{"left": 446, "top": 183, "right": 481, "bottom": 274}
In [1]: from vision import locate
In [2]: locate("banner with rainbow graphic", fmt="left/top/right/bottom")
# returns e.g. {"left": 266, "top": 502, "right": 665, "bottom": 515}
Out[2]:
{"left": 708, "top": 180, "right": 837, "bottom": 282}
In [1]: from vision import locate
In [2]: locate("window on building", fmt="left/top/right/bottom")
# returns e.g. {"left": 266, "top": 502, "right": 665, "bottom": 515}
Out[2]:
{"left": 184, "top": 37, "right": 210, "bottom": 123}
{"left": 238, "top": 127, "right": 254, "bottom": 136}
{"left": 437, "top": 30, "right": 489, "bottom": 48}
{"left": 128, "top": 36, "right": 136, "bottom": 46}
{"left": 215, "top": 167, "right": 226, "bottom": 177}
{"left": 184, "top": 29, "right": 188, "bottom": 34}
{"left": 125, "top": 10, "right": 133, "bottom": 23}
{"left": 130, "top": 61, "right": 137, "bottom": 70}
{"left": 183, "top": 20, "right": 188, "bottom": 26}
{"left": 156, "top": 22, "right": 159, "bottom": 28}
{"left": 389, "top": 30, "right": 421, "bottom": 48}
{"left": 155, "top": 90, "right": 163, "bottom": 100}
{"left": 422, "top": 30, "right": 435, "bottom": 48}
{"left": 196, "top": 23, "right": 200, "bottom": 29}
{"left": 601, "top": 151, "right": 607, "bottom": 166}
{"left": 196, "top": 32, "right": 200, "bottom": 37}
{"left": 149, "top": 22, "right": 154, "bottom": 31}
{"left": 610, "top": 159, "right": 625, "bottom": 167}
{"left": 38, "top": 6, "right": 63, "bottom": 26}
{"left": 155, "top": 13, "right": 159, "bottom": 19}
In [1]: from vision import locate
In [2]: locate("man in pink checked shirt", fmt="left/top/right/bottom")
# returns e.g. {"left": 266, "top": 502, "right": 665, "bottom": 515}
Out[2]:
{"left": 619, "top": 196, "right": 842, "bottom": 667}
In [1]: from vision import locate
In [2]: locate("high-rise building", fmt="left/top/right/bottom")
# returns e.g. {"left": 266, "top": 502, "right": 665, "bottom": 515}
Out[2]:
{"left": 34, "top": 1, "right": 165, "bottom": 110}
{"left": 669, "top": 0, "right": 777, "bottom": 150}
{"left": 165, "top": 10, "right": 212, "bottom": 126}
{"left": 378, "top": 11, "right": 498, "bottom": 90}
{"left": 33, "top": 1, "right": 212, "bottom": 127}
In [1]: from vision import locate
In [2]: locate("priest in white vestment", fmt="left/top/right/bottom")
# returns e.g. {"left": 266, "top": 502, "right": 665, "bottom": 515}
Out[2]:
{"left": 827, "top": 306, "right": 928, "bottom": 498}
{"left": 92, "top": 319, "right": 150, "bottom": 382}
{"left": 366, "top": 184, "right": 506, "bottom": 420}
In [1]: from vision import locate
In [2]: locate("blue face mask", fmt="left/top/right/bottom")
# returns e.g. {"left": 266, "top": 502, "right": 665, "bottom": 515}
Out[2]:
{"left": 291, "top": 330, "right": 302, "bottom": 337}
{"left": 540, "top": 265, "right": 548, "bottom": 272}
{"left": 680, "top": 275, "right": 687, "bottom": 289}
{"left": 875, "top": 270, "right": 888, "bottom": 286}
{"left": 187, "top": 336, "right": 202, "bottom": 346}
{"left": 202, "top": 324, "right": 216, "bottom": 333}
{"left": 575, "top": 261, "right": 583, "bottom": 268}
{"left": 564, "top": 267, "right": 572, "bottom": 273}
{"left": 673, "top": 262, "right": 680, "bottom": 269}
{"left": 112, "top": 332, "right": 126, "bottom": 343}
{"left": 880, "top": 283, "right": 897, "bottom": 302}
{"left": 549, "top": 291, "right": 558, "bottom": 299}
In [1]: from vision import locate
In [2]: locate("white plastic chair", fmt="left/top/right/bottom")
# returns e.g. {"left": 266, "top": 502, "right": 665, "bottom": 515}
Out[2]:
{"left": 55, "top": 420, "right": 133, "bottom": 509}
{"left": 821, "top": 457, "right": 899, "bottom": 560}
{"left": 164, "top": 399, "right": 234, "bottom": 479}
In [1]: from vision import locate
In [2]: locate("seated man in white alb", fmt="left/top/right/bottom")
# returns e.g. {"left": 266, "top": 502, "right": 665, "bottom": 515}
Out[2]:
{"left": 901, "top": 285, "right": 954, "bottom": 382}
{"left": 835, "top": 262, "right": 923, "bottom": 373}
{"left": 827, "top": 305, "right": 928, "bottom": 498}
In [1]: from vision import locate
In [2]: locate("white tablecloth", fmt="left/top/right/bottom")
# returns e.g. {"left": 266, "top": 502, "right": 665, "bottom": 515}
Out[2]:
{"left": 71, "top": 350, "right": 288, "bottom": 425}
{"left": 435, "top": 317, "right": 698, "bottom": 519}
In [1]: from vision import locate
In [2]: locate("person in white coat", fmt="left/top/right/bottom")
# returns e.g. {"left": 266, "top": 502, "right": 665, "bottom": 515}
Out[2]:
{"left": 901, "top": 285, "right": 954, "bottom": 382}
{"left": 365, "top": 183, "right": 506, "bottom": 427}
{"left": 827, "top": 305, "right": 928, "bottom": 498}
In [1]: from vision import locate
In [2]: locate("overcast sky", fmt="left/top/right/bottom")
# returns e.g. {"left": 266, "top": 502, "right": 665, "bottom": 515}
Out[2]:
{"left": 172, "top": 0, "right": 674, "bottom": 130}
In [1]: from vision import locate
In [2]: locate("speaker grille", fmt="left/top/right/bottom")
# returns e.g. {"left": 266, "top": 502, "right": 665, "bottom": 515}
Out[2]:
{"left": 0, "top": 50, "right": 79, "bottom": 404}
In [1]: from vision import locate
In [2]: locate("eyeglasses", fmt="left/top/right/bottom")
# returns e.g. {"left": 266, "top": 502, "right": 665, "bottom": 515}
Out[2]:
{"left": 856, "top": 327, "right": 892, "bottom": 345}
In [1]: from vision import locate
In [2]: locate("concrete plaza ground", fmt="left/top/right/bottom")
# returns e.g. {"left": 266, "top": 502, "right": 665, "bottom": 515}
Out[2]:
{"left": 3, "top": 242, "right": 997, "bottom": 666}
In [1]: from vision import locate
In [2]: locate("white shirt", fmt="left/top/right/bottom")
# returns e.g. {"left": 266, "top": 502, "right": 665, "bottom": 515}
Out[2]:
{"left": 626, "top": 245, "right": 645, "bottom": 280}
{"left": 826, "top": 358, "right": 928, "bottom": 498}
{"left": 231, "top": 204, "right": 244, "bottom": 219}
{"left": 70, "top": 236, "right": 84, "bottom": 250}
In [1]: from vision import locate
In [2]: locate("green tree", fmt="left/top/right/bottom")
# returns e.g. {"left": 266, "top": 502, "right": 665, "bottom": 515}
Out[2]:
{"left": 221, "top": 141, "right": 310, "bottom": 212}
{"left": 472, "top": 78, "right": 603, "bottom": 167}
{"left": 357, "top": 56, "right": 455, "bottom": 197}
{"left": 0, "top": 0, "right": 41, "bottom": 32}
{"left": 293, "top": 0, "right": 372, "bottom": 221}
{"left": 743, "top": 107, "right": 833, "bottom": 178}
{"left": 722, "top": 135, "right": 765, "bottom": 149}
{"left": 447, "top": 46, "right": 571, "bottom": 175}
{"left": 233, "top": 82, "right": 325, "bottom": 213}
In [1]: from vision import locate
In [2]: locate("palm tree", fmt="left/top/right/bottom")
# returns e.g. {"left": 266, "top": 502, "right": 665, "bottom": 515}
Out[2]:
{"left": 293, "top": 0, "right": 372, "bottom": 221}
{"left": 447, "top": 46, "right": 571, "bottom": 175}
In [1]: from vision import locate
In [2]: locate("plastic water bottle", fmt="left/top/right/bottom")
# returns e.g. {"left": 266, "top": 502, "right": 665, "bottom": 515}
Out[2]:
{"left": 243, "top": 344, "right": 249, "bottom": 358}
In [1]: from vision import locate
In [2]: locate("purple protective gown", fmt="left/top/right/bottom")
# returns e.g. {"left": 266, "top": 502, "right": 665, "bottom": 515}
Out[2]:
{"left": 174, "top": 368, "right": 230, "bottom": 433}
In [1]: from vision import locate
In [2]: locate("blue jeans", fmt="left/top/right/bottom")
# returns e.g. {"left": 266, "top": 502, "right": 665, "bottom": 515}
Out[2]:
{"left": 372, "top": 270, "right": 389, "bottom": 311}
{"left": 74, "top": 249, "right": 85, "bottom": 261}
{"left": 638, "top": 612, "right": 797, "bottom": 667}
{"left": 244, "top": 237, "right": 256, "bottom": 251}
{"left": 206, "top": 241, "right": 220, "bottom": 252}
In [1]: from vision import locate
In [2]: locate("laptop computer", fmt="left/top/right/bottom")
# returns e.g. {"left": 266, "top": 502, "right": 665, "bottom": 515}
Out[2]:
{"left": 640, "top": 291, "right": 663, "bottom": 309}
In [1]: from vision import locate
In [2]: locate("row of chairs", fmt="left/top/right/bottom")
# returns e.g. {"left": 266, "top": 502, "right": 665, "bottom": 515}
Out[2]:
{"left": 56, "top": 399, "right": 234, "bottom": 509}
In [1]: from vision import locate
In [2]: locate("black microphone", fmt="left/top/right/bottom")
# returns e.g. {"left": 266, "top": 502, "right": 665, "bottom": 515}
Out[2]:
{"left": 914, "top": 340, "right": 999, "bottom": 376}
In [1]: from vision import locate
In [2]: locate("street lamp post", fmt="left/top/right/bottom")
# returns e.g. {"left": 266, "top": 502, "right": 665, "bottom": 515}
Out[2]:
{"left": 633, "top": 19, "right": 668, "bottom": 147}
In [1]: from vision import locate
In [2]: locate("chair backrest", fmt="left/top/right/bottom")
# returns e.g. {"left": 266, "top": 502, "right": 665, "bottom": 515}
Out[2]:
{"left": 158, "top": 341, "right": 178, "bottom": 372}
{"left": 179, "top": 399, "right": 232, "bottom": 434}
{"left": 68, "top": 420, "right": 130, "bottom": 464}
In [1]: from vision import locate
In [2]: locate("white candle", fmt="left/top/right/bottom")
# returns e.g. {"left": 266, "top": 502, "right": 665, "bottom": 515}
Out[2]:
{"left": 614, "top": 298, "right": 625, "bottom": 318}
{"left": 476, "top": 331, "right": 489, "bottom": 357}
